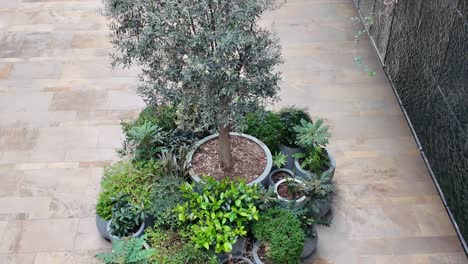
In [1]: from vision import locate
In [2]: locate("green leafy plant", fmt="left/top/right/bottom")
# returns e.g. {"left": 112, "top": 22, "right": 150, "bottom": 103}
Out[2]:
{"left": 96, "top": 235, "right": 154, "bottom": 264}
{"left": 293, "top": 119, "right": 331, "bottom": 174}
{"left": 302, "top": 172, "right": 335, "bottom": 216}
{"left": 176, "top": 177, "right": 261, "bottom": 253}
{"left": 126, "top": 122, "right": 165, "bottom": 161}
{"left": 253, "top": 208, "right": 305, "bottom": 264}
{"left": 145, "top": 227, "right": 218, "bottom": 264}
{"left": 272, "top": 152, "right": 287, "bottom": 168}
{"left": 243, "top": 110, "right": 286, "bottom": 153}
{"left": 109, "top": 193, "right": 146, "bottom": 238}
{"left": 149, "top": 176, "right": 186, "bottom": 229}
{"left": 158, "top": 149, "right": 190, "bottom": 180}
{"left": 278, "top": 106, "right": 312, "bottom": 147}
{"left": 104, "top": 0, "right": 283, "bottom": 173}
{"left": 294, "top": 119, "right": 330, "bottom": 149}
{"left": 96, "top": 160, "right": 159, "bottom": 221}
{"left": 350, "top": 16, "right": 376, "bottom": 77}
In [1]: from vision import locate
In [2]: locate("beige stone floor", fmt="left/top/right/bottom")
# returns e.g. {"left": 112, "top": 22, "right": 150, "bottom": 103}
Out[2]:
{"left": 0, "top": 0, "right": 465, "bottom": 263}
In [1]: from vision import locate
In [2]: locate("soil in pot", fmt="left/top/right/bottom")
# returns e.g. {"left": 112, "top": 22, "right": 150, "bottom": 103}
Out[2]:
{"left": 192, "top": 135, "right": 266, "bottom": 182}
{"left": 257, "top": 244, "right": 273, "bottom": 264}
{"left": 277, "top": 181, "right": 304, "bottom": 200}
{"left": 271, "top": 171, "right": 292, "bottom": 184}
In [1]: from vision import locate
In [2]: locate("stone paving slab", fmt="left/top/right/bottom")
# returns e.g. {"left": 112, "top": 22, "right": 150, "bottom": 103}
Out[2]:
{"left": 0, "top": 0, "right": 465, "bottom": 263}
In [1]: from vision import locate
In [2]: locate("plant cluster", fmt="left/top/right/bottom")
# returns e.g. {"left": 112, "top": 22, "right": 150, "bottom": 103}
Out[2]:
{"left": 293, "top": 119, "right": 331, "bottom": 174}
{"left": 278, "top": 106, "right": 312, "bottom": 147}
{"left": 243, "top": 110, "right": 286, "bottom": 153}
{"left": 253, "top": 208, "right": 305, "bottom": 264}
{"left": 96, "top": 160, "right": 160, "bottom": 221}
{"left": 119, "top": 105, "right": 206, "bottom": 161}
{"left": 243, "top": 106, "right": 312, "bottom": 151}
{"left": 145, "top": 227, "right": 218, "bottom": 264}
{"left": 176, "top": 177, "right": 261, "bottom": 253}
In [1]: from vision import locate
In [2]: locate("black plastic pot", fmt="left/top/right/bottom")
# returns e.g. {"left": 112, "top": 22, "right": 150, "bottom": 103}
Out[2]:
{"left": 96, "top": 214, "right": 111, "bottom": 241}
{"left": 107, "top": 220, "right": 146, "bottom": 242}
{"left": 267, "top": 168, "right": 293, "bottom": 187}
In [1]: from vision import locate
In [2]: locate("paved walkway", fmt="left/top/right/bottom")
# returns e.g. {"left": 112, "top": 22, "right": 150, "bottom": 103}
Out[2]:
{"left": 0, "top": 0, "right": 465, "bottom": 263}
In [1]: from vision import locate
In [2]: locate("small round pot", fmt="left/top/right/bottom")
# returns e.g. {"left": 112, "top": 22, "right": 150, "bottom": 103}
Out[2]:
{"left": 267, "top": 168, "right": 293, "bottom": 187}
{"left": 187, "top": 132, "right": 273, "bottom": 186}
{"left": 107, "top": 220, "right": 146, "bottom": 242}
{"left": 293, "top": 151, "right": 336, "bottom": 182}
{"left": 301, "top": 226, "right": 318, "bottom": 259}
{"left": 279, "top": 144, "right": 303, "bottom": 170}
{"left": 252, "top": 241, "right": 266, "bottom": 264}
{"left": 310, "top": 197, "right": 332, "bottom": 218}
{"left": 96, "top": 214, "right": 111, "bottom": 241}
{"left": 274, "top": 178, "right": 307, "bottom": 208}
{"left": 220, "top": 256, "right": 254, "bottom": 264}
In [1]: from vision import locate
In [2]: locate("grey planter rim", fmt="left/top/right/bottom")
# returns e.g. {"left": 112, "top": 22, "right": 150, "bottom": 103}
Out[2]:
{"left": 220, "top": 256, "right": 254, "bottom": 264}
{"left": 268, "top": 168, "right": 294, "bottom": 186}
{"left": 187, "top": 132, "right": 273, "bottom": 186}
{"left": 252, "top": 241, "right": 264, "bottom": 264}
{"left": 274, "top": 178, "right": 306, "bottom": 203}
{"left": 278, "top": 143, "right": 302, "bottom": 152}
{"left": 293, "top": 151, "right": 335, "bottom": 179}
{"left": 107, "top": 220, "right": 145, "bottom": 241}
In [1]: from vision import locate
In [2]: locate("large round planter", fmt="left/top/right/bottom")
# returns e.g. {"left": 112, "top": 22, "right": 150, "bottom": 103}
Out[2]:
{"left": 267, "top": 168, "right": 293, "bottom": 187}
{"left": 293, "top": 151, "right": 336, "bottom": 182}
{"left": 274, "top": 178, "right": 307, "bottom": 208}
{"left": 310, "top": 197, "right": 332, "bottom": 218}
{"left": 187, "top": 132, "right": 273, "bottom": 186}
{"left": 221, "top": 256, "right": 254, "bottom": 264}
{"left": 107, "top": 220, "right": 146, "bottom": 242}
{"left": 96, "top": 214, "right": 111, "bottom": 241}
{"left": 301, "top": 226, "right": 318, "bottom": 259}
{"left": 279, "top": 144, "right": 303, "bottom": 170}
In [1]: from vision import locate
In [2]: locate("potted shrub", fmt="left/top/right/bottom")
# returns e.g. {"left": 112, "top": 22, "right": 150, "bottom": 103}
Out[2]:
{"left": 107, "top": 193, "right": 146, "bottom": 241}
{"left": 252, "top": 208, "right": 305, "bottom": 264}
{"left": 274, "top": 178, "right": 307, "bottom": 208}
{"left": 278, "top": 106, "right": 312, "bottom": 169}
{"left": 104, "top": 0, "right": 282, "bottom": 185}
{"left": 175, "top": 177, "right": 261, "bottom": 255}
{"left": 292, "top": 119, "right": 335, "bottom": 181}
{"left": 267, "top": 152, "right": 293, "bottom": 186}
{"left": 303, "top": 173, "right": 335, "bottom": 218}
{"left": 96, "top": 235, "right": 155, "bottom": 264}
{"left": 95, "top": 161, "right": 155, "bottom": 241}
{"left": 243, "top": 110, "right": 287, "bottom": 154}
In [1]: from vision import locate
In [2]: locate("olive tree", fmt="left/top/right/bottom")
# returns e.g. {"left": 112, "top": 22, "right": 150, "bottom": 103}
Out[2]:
{"left": 104, "top": 0, "right": 282, "bottom": 173}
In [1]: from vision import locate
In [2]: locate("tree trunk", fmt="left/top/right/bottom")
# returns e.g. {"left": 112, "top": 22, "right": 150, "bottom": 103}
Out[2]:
{"left": 219, "top": 125, "right": 233, "bottom": 174}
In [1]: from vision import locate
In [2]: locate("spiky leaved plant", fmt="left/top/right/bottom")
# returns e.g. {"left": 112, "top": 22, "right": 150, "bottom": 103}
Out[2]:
{"left": 104, "top": 0, "right": 282, "bottom": 173}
